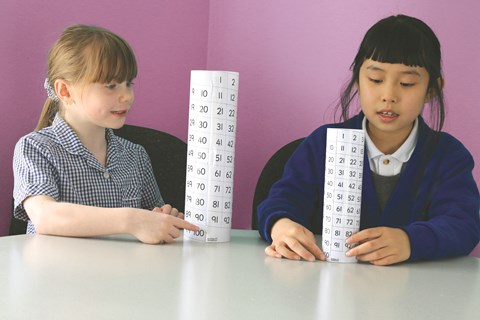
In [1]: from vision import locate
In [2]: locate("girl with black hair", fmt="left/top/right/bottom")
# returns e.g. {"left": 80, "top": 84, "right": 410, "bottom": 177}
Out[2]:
{"left": 257, "top": 15, "right": 479, "bottom": 265}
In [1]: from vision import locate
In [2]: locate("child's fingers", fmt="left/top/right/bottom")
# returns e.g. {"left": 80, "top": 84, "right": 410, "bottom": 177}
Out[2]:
{"left": 357, "top": 246, "right": 405, "bottom": 266}
{"left": 171, "top": 216, "right": 200, "bottom": 231}
{"left": 369, "top": 254, "right": 401, "bottom": 266}
{"left": 170, "top": 207, "right": 179, "bottom": 216}
{"left": 352, "top": 244, "right": 389, "bottom": 261}
{"left": 303, "top": 241, "right": 326, "bottom": 261}
{"left": 346, "top": 228, "right": 381, "bottom": 245}
{"left": 160, "top": 204, "right": 172, "bottom": 214}
{"left": 166, "top": 223, "right": 183, "bottom": 240}
{"left": 265, "top": 245, "right": 282, "bottom": 258}
{"left": 346, "top": 227, "right": 411, "bottom": 265}
{"left": 295, "top": 229, "right": 325, "bottom": 261}
{"left": 346, "top": 237, "right": 384, "bottom": 257}
{"left": 170, "top": 208, "right": 184, "bottom": 218}
{"left": 158, "top": 205, "right": 184, "bottom": 218}
{"left": 160, "top": 235, "right": 176, "bottom": 244}
{"left": 282, "top": 238, "right": 317, "bottom": 261}
{"left": 272, "top": 242, "right": 302, "bottom": 260}
{"left": 153, "top": 205, "right": 183, "bottom": 218}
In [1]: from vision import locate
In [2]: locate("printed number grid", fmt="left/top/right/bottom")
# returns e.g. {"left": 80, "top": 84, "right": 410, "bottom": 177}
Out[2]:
{"left": 322, "top": 128, "right": 364, "bottom": 262}
{"left": 184, "top": 71, "right": 239, "bottom": 242}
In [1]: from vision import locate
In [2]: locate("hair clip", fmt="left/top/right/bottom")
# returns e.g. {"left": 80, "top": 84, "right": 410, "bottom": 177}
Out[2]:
{"left": 44, "top": 78, "right": 59, "bottom": 102}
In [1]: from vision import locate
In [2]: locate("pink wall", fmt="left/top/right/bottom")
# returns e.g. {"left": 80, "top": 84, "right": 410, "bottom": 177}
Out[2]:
{"left": 1, "top": 0, "right": 479, "bottom": 255}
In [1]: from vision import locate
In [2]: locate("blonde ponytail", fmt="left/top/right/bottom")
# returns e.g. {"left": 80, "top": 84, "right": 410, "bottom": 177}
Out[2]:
{"left": 35, "top": 99, "right": 59, "bottom": 131}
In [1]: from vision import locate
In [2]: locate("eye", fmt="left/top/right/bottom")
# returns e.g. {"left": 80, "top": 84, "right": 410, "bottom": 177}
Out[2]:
{"left": 126, "top": 81, "right": 134, "bottom": 88}
{"left": 400, "top": 82, "right": 415, "bottom": 87}
{"left": 368, "top": 77, "right": 383, "bottom": 84}
{"left": 105, "top": 83, "right": 117, "bottom": 90}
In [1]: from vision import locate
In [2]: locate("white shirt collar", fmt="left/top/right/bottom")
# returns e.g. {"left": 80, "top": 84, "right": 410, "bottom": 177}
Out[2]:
{"left": 362, "top": 117, "right": 418, "bottom": 176}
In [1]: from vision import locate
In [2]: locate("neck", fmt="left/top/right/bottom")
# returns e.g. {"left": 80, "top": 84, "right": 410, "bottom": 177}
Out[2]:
{"left": 64, "top": 115, "right": 108, "bottom": 166}
{"left": 367, "top": 123, "right": 413, "bottom": 155}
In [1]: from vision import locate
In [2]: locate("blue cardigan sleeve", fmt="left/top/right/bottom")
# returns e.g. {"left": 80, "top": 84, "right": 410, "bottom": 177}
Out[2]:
{"left": 257, "top": 126, "right": 328, "bottom": 242}
{"left": 403, "top": 133, "right": 480, "bottom": 260}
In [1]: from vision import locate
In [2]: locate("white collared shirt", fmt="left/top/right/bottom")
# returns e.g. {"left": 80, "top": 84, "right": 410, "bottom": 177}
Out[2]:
{"left": 362, "top": 117, "right": 418, "bottom": 176}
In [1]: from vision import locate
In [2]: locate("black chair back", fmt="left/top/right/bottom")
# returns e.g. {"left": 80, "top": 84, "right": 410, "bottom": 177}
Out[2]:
{"left": 114, "top": 124, "right": 187, "bottom": 212}
{"left": 251, "top": 138, "right": 304, "bottom": 229}
{"left": 9, "top": 198, "right": 27, "bottom": 235}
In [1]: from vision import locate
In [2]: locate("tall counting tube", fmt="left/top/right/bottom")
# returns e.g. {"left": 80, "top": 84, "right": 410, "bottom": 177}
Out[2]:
{"left": 183, "top": 70, "right": 239, "bottom": 242}
{"left": 322, "top": 128, "right": 364, "bottom": 262}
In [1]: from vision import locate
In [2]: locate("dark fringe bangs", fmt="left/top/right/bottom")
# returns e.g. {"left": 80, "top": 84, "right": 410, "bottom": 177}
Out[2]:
{"left": 357, "top": 22, "right": 430, "bottom": 69}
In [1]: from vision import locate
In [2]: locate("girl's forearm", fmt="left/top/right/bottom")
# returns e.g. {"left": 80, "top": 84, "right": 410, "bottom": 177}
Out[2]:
{"left": 24, "top": 195, "right": 145, "bottom": 237}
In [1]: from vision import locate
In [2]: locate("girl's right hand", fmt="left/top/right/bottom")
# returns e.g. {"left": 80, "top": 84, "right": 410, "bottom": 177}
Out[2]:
{"left": 266, "top": 218, "right": 325, "bottom": 262}
{"left": 152, "top": 204, "right": 183, "bottom": 219}
{"left": 130, "top": 207, "right": 199, "bottom": 245}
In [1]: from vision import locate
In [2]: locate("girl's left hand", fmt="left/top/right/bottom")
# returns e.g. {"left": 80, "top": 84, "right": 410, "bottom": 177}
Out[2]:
{"left": 345, "top": 227, "right": 411, "bottom": 266}
{"left": 152, "top": 204, "right": 184, "bottom": 219}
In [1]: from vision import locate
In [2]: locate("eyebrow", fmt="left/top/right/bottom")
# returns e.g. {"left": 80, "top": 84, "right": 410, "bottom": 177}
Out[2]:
{"left": 365, "top": 65, "right": 421, "bottom": 77}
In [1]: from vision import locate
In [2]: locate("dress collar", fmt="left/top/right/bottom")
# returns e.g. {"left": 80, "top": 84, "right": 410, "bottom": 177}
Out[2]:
{"left": 50, "top": 113, "right": 124, "bottom": 169}
{"left": 51, "top": 113, "right": 87, "bottom": 155}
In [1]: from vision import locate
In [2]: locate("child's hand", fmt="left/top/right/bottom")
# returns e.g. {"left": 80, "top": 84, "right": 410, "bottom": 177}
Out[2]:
{"left": 265, "top": 218, "right": 325, "bottom": 262}
{"left": 131, "top": 207, "right": 199, "bottom": 244}
{"left": 152, "top": 204, "right": 183, "bottom": 219}
{"left": 345, "top": 227, "right": 411, "bottom": 266}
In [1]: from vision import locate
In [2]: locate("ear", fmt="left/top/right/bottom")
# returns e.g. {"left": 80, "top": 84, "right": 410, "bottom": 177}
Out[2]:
{"left": 54, "top": 79, "right": 74, "bottom": 104}
{"left": 425, "top": 77, "right": 444, "bottom": 103}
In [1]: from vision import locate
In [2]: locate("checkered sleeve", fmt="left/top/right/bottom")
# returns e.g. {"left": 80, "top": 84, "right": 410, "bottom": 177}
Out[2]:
{"left": 13, "top": 135, "right": 60, "bottom": 221}
{"left": 138, "top": 146, "right": 164, "bottom": 210}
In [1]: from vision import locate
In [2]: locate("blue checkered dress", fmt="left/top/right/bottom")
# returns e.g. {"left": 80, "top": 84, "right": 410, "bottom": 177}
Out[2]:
{"left": 13, "top": 114, "right": 163, "bottom": 234}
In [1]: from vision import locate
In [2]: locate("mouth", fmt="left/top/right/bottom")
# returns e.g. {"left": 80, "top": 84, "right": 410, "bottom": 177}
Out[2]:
{"left": 377, "top": 111, "right": 398, "bottom": 117}
{"left": 376, "top": 110, "right": 399, "bottom": 123}
{"left": 111, "top": 110, "right": 128, "bottom": 116}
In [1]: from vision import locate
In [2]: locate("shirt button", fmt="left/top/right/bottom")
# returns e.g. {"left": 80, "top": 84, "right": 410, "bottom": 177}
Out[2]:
{"left": 103, "top": 171, "right": 110, "bottom": 179}
{"left": 383, "top": 159, "right": 390, "bottom": 165}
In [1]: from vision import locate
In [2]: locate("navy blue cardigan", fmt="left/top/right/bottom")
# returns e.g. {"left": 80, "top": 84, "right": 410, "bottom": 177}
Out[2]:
{"left": 257, "top": 113, "right": 480, "bottom": 261}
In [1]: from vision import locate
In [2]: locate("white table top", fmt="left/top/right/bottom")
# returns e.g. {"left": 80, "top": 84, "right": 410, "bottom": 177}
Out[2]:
{"left": 1, "top": 230, "right": 479, "bottom": 320}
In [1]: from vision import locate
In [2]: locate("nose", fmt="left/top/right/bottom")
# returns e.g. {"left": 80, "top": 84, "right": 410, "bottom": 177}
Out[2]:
{"left": 119, "top": 85, "right": 134, "bottom": 104}
{"left": 381, "top": 83, "right": 397, "bottom": 103}
{"left": 382, "top": 96, "right": 397, "bottom": 103}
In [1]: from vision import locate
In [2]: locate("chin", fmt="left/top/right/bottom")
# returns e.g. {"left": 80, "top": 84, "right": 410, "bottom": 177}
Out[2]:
{"left": 109, "top": 124, "right": 125, "bottom": 130}
{"left": 107, "top": 120, "right": 127, "bottom": 130}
